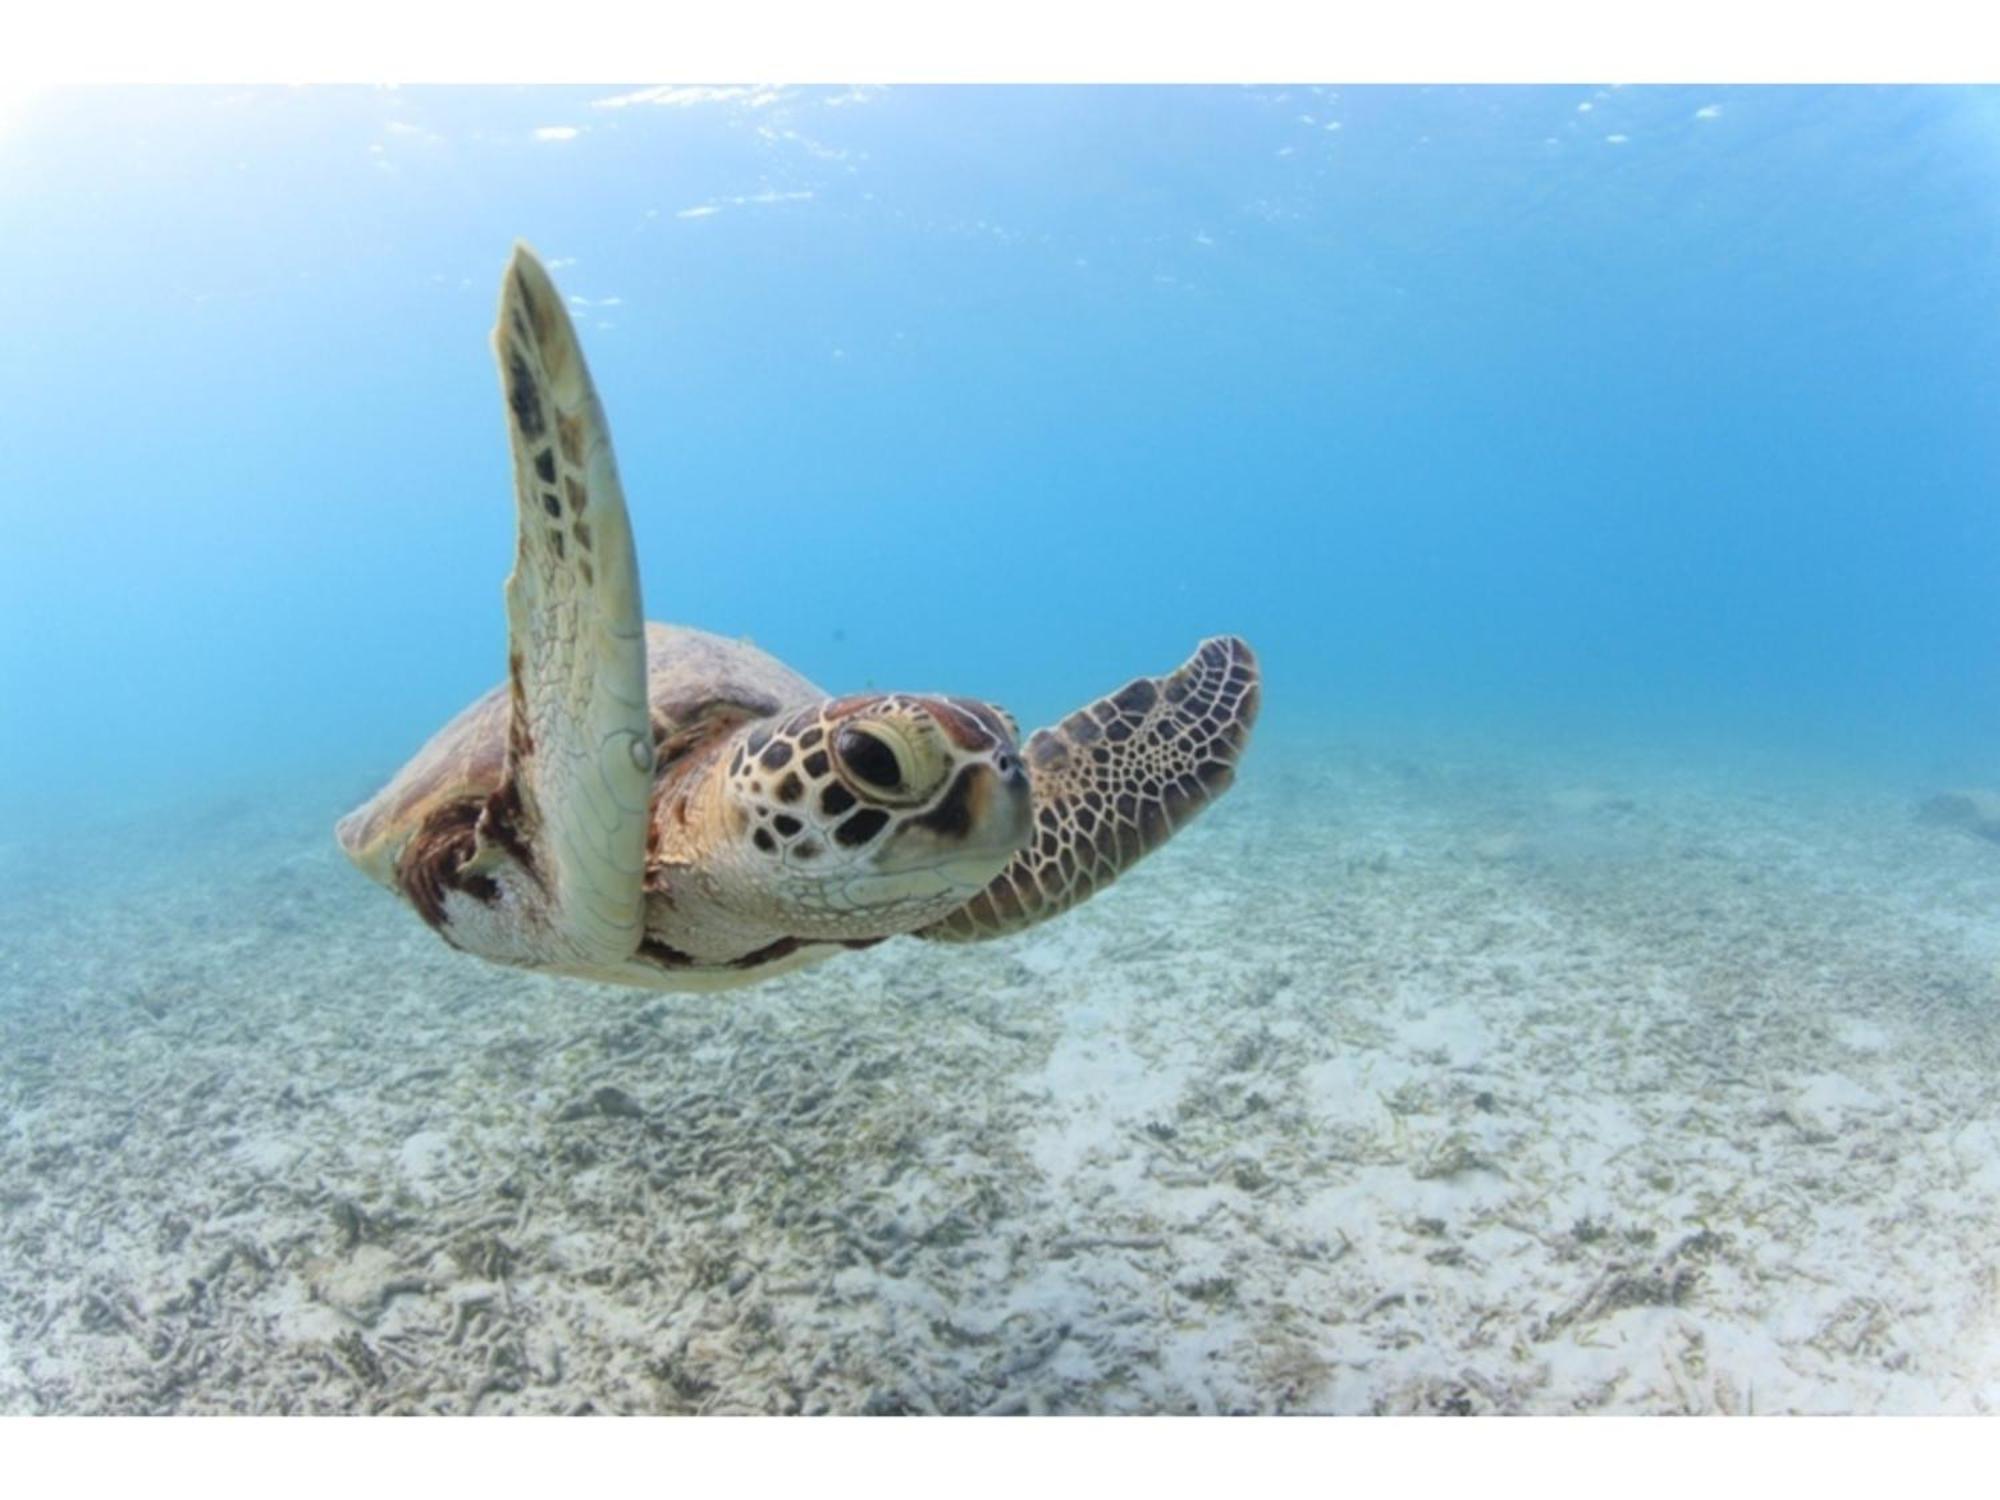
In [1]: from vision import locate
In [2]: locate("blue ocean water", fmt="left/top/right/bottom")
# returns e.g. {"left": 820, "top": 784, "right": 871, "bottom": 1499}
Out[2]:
{"left": 2, "top": 85, "right": 1997, "bottom": 839}
{"left": 10, "top": 85, "right": 2000, "bottom": 1417}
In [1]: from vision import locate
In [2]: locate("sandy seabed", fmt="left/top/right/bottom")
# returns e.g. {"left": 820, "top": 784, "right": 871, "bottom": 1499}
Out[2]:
{"left": 4, "top": 736, "right": 2000, "bottom": 1415}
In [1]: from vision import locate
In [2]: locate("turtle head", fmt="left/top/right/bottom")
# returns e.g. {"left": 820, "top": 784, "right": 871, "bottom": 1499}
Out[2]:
{"left": 706, "top": 693, "right": 1032, "bottom": 936}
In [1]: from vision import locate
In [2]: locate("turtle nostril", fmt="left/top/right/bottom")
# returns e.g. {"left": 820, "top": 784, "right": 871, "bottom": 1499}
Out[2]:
{"left": 995, "top": 752, "right": 1028, "bottom": 791}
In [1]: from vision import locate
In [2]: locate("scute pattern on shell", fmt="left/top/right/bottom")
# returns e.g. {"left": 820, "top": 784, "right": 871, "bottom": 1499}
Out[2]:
{"left": 922, "top": 636, "right": 1259, "bottom": 941}
{"left": 335, "top": 688, "right": 510, "bottom": 876}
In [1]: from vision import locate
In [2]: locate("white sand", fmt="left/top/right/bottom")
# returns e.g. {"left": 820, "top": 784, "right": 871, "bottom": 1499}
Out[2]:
{"left": 3, "top": 737, "right": 2000, "bottom": 1413}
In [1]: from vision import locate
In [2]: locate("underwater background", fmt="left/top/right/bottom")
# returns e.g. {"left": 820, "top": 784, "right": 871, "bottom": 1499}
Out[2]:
{"left": 3, "top": 85, "right": 1998, "bottom": 831}
{"left": 4, "top": 85, "right": 2000, "bottom": 1414}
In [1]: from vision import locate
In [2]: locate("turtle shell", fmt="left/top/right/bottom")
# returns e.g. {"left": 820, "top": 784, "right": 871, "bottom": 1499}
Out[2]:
{"left": 337, "top": 623, "right": 823, "bottom": 886}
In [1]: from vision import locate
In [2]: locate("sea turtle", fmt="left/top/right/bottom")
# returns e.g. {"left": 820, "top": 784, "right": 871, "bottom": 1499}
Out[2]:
{"left": 336, "top": 245, "right": 1260, "bottom": 990}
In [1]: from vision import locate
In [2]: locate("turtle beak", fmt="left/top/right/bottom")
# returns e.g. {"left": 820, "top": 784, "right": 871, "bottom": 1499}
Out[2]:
{"left": 888, "top": 758, "right": 1032, "bottom": 880}
{"left": 990, "top": 758, "right": 1033, "bottom": 852}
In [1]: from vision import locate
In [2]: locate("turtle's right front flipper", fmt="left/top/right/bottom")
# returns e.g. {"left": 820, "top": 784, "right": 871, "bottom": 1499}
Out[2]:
{"left": 479, "top": 243, "right": 655, "bottom": 966}
{"left": 918, "top": 637, "right": 1259, "bottom": 942}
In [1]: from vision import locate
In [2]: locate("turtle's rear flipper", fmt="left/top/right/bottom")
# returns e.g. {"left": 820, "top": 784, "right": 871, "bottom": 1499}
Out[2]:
{"left": 918, "top": 637, "right": 1259, "bottom": 942}
{"left": 481, "top": 243, "right": 654, "bottom": 965}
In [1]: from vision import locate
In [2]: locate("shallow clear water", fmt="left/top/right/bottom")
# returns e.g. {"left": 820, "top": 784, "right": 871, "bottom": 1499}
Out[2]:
{"left": 3, "top": 85, "right": 2000, "bottom": 1414}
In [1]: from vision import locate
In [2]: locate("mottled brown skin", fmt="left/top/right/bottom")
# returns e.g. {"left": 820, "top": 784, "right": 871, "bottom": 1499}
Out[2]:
{"left": 921, "top": 636, "right": 1260, "bottom": 941}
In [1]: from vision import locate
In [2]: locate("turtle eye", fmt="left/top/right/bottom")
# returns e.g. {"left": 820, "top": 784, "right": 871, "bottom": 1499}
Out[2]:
{"left": 833, "top": 719, "right": 947, "bottom": 807}
{"left": 835, "top": 727, "right": 903, "bottom": 792}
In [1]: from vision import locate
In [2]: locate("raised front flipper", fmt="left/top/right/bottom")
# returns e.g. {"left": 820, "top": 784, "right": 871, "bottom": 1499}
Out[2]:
{"left": 481, "top": 243, "right": 654, "bottom": 965}
{"left": 918, "top": 637, "right": 1259, "bottom": 942}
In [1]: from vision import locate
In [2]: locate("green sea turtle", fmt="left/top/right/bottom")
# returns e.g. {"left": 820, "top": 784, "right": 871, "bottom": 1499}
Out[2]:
{"left": 336, "top": 245, "right": 1260, "bottom": 990}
